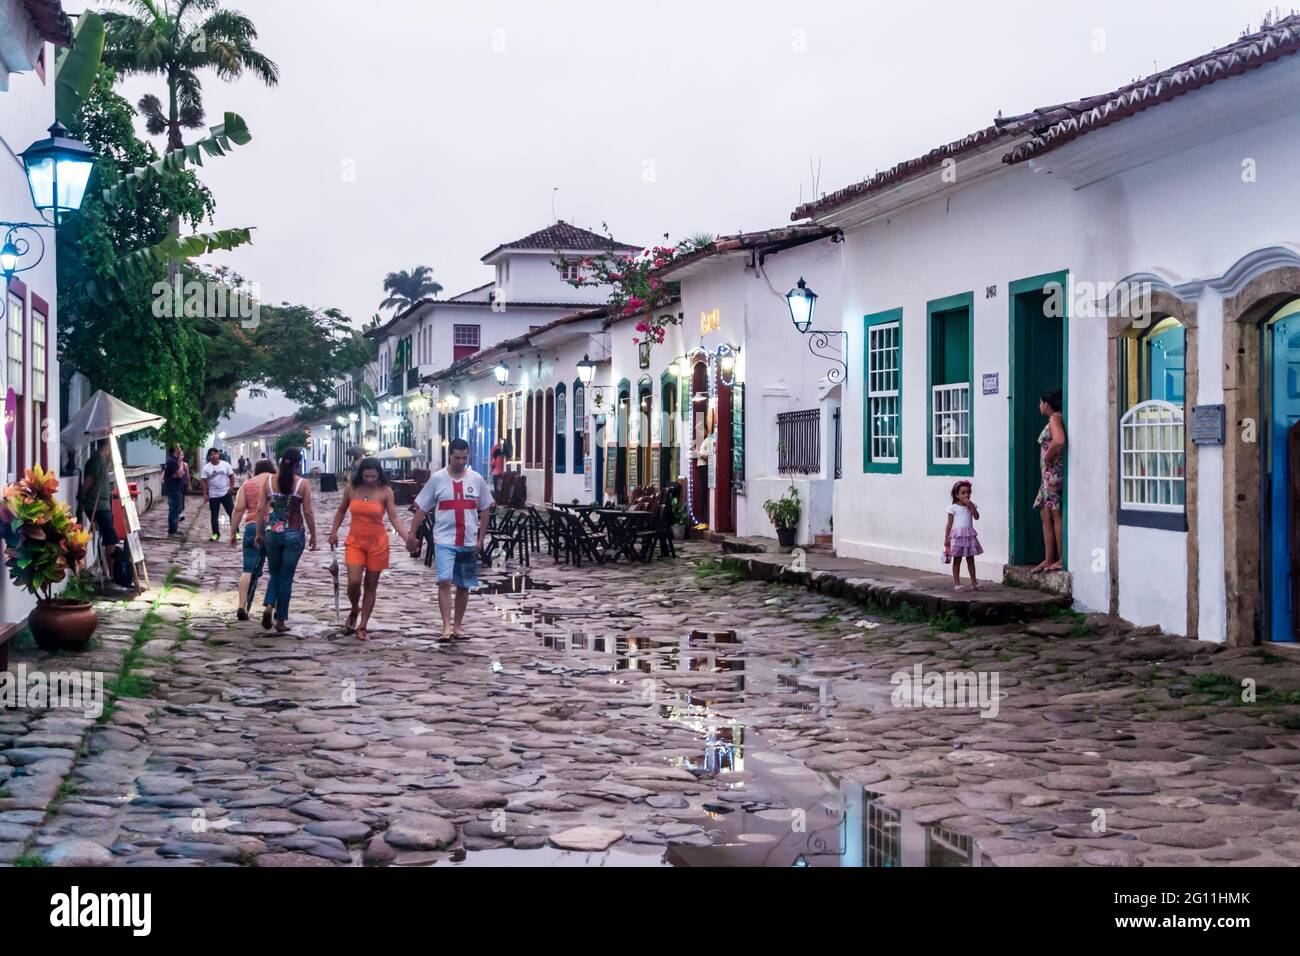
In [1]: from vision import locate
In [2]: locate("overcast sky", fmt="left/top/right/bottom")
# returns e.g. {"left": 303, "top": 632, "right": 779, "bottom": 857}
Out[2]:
{"left": 68, "top": 0, "right": 1281, "bottom": 423}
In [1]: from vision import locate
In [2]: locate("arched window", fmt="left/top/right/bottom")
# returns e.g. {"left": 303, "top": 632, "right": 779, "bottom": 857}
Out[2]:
{"left": 1119, "top": 316, "right": 1186, "bottom": 519}
{"left": 525, "top": 391, "right": 535, "bottom": 468}
{"left": 573, "top": 381, "right": 585, "bottom": 474}
{"left": 534, "top": 390, "right": 545, "bottom": 468}
{"left": 555, "top": 383, "right": 567, "bottom": 474}
{"left": 1120, "top": 400, "right": 1185, "bottom": 511}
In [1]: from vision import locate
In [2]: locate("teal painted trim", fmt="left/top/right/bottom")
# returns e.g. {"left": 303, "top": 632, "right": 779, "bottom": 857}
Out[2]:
{"left": 572, "top": 378, "right": 584, "bottom": 474}
{"left": 1006, "top": 269, "right": 1069, "bottom": 566}
{"left": 863, "top": 308, "right": 903, "bottom": 475}
{"left": 555, "top": 381, "right": 567, "bottom": 473}
{"left": 925, "top": 291, "right": 975, "bottom": 477}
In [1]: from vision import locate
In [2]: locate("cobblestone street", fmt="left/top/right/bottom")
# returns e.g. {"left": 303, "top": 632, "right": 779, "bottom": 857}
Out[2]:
{"left": 3, "top": 491, "right": 1300, "bottom": 867}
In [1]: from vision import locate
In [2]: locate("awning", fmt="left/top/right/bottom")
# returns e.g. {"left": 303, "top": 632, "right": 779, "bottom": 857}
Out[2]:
{"left": 60, "top": 390, "right": 166, "bottom": 448}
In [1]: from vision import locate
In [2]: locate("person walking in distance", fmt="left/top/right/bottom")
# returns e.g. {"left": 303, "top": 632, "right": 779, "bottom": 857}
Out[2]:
{"left": 201, "top": 448, "right": 236, "bottom": 542}
{"left": 163, "top": 443, "right": 187, "bottom": 536}
{"left": 405, "top": 438, "right": 492, "bottom": 641}
{"left": 254, "top": 448, "right": 318, "bottom": 633}
{"left": 230, "top": 459, "right": 275, "bottom": 620}
{"left": 327, "top": 457, "right": 410, "bottom": 643}
{"left": 81, "top": 438, "right": 120, "bottom": 574}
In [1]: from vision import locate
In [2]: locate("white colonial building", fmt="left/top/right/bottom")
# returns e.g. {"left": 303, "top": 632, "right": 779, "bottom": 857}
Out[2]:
{"left": 366, "top": 221, "right": 637, "bottom": 465}
{"left": 1, "top": 0, "right": 72, "bottom": 626}
{"left": 797, "top": 16, "right": 1300, "bottom": 645}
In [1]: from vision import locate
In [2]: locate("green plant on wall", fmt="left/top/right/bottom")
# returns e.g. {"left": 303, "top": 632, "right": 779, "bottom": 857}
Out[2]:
{"left": 763, "top": 484, "right": 801, "bottom": 531}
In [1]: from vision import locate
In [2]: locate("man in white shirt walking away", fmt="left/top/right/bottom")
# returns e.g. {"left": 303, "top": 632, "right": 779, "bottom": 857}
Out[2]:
{"left": 406, "top": 438, "right": 493, "bottom": 641}
{"left": 200, "top": 447, "right": 237, "bottom": 542}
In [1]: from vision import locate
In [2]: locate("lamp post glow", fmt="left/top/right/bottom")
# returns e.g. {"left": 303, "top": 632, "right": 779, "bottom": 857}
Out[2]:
{"left": 786, "top": 277, "right": 817, "bottom": 334}
{"left": 20, "top": 122, "right": 96, "bottom": 225}
{"left": 577, "top": 355, "right": 597, "bottom": 387}
{"left": 493, "top": 362, "right": 510, "bottom": 386}
{"left": 0, "top": 238, "right": 18, "bottom": 278}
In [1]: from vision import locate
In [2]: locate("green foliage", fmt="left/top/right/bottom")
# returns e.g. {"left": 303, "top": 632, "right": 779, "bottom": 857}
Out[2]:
{"left": 929, "top": 609, "right": 966, "bottom": 633}
{"left": 380, "top": 266, "right": 443, "bottom": 314}
{"left": 0, "top": 466, "right": 91, "bottom": 601}
{"left": 55, "top": 11, "right": 106, "bottom": 127}
{"left": 276, "top": 430, "right": 308, "bottom": 457}
{"left": 100, "top": 113, "right": 253, "bottom": 207}
{"left": 892, "top": 602, "right": 923, "bottom": 624}
{"left": 763, "top": 485, "right": 801, "bottom": 531}
{"left": 102, "top": 0, "right": 279, "bottom": 152}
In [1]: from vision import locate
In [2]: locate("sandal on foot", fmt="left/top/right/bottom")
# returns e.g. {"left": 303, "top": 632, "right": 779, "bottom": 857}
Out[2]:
{"left": 261, "top": 608, "right": 273, "bottom": 630}
{"left": 355, "top": 626, "right": 370, "bottom": 643}
{"left": 343, "top": 609, "right": 360, "bottom": 635}
{"left": 236, "top": 608, "right": 249, "bottom": 621}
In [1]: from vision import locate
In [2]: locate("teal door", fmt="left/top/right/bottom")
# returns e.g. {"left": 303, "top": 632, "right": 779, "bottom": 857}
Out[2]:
{"left": 1269, "top": 316, "right": 1300, "bottom": 642}
{"left": 1148, "top": 324, "right": 1185, "bottom": 404}
{"left": 1009, "top": 277, "right": 1066, "bottom": 566}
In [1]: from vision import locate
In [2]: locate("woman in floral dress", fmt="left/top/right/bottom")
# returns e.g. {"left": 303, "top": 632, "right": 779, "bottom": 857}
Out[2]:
{"left": 1032, "top": 389, "right": 1067, "bottom": 572}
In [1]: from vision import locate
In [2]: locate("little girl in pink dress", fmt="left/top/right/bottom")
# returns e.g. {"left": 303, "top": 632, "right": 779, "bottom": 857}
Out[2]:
{"left": 944, "top": 480, "right": 983, "bottom": 590}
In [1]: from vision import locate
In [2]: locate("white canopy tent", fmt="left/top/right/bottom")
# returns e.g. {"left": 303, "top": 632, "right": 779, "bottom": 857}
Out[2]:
{"left": 60, "top": 390, "right": 167, "bottom": 592}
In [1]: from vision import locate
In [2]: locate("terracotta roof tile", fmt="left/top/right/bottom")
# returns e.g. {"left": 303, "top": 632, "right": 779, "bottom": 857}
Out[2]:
{"left": 21, "top": 0, "right": 72, "bottom": 46}
{"left": 479, "top": 221, "right": 638, "bottom": 262}
{"left": 1005, "top": 14, "right": 1300, "bottom": 164}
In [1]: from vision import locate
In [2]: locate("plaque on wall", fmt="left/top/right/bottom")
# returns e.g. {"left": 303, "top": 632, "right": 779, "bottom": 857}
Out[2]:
{"left": 650, "top": 443, "right": 661, "bottom": 487}
{"left": 1190, "top": 404, "right": 1225, "bottom": 445}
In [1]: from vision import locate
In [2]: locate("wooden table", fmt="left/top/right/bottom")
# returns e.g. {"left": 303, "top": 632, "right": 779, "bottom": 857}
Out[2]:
{"left": 594, "top": 509, "right": 652, "bottom": 562}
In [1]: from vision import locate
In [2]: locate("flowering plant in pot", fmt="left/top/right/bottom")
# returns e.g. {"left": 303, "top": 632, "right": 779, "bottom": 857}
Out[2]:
{"left": 0, "top": 465, "right": 96, "bottom": 652}
{"left": 763, "top": 484, "right": 801, "bottom": 550}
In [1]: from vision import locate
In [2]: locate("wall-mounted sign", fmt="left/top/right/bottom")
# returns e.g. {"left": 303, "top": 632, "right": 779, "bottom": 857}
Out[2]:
{"left": 982, "top": 373, "right": 999, "bottom": 396}
{"left": 1190, "top": 404, "right": 1226, "bottom": 445}
{"left": 700, "top": 308, "right": 721, "bottom": 336}
{"left": 638, "top": 340, "right": 651, "bottom": 369}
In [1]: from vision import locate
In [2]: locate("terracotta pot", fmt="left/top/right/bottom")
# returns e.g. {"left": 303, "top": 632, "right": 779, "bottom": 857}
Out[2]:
{"left": 29, "top": 599, "right": 99, "bottom": 653}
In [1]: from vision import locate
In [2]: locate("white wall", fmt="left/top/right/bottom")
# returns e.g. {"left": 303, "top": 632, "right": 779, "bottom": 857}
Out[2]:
{"left": 676, "top": 238, "right": 842, "bottom": 542}
{"left": 828, "top": 62, "right": 1300, "bottom": 635}
{"left": 0, "top": 36, "right": 58, "bottom": 625}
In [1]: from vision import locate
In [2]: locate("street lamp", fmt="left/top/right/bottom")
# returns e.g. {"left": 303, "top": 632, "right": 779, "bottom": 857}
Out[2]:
{"left": 445, "top": 391, "right": 461, "bottom": 410}
{"left": 2, "top": 123, "right": 96, "bottom": 283}
{"left": 786, "top": 277, "right": 818, "bottom": 333}
{"left": 785, "top": 277, "right": 846, "bottom": 384}
{"left": 493, "top": 362, "right": 511, "bottom": 386}
{"left": 577, "top": 354, "right": 598, "bottom": 387}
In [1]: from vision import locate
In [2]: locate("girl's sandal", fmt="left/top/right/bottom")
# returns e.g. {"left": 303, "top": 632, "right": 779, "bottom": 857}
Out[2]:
{"left": 343, "top": 609, "right": 360, "bottom": 635}
{"left": 355, "top": 626, "right": 369, "bottom": 643}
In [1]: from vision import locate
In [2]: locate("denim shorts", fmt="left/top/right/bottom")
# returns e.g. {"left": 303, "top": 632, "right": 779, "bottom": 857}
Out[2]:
{"left": 435, "top": 544, "right": 479, "bottom": 589}
{"left": 241, "top": 523, "right": 264, "bottom": 573}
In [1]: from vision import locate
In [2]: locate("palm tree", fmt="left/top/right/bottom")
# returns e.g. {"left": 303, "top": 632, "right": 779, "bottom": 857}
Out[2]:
{"left": 102, "top": 0, "right": 279, "bottom": 153}
{"left": 379, "top": 266, "right": 443, "bottom": 314}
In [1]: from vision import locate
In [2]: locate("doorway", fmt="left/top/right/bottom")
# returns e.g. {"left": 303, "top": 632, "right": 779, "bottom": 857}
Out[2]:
{"left": 594, "top": 417, "right": 606, "bottom": 506}
{"left": 715, "top": 361, "right": 734, "bottom": 534}
{"left": 1266, "top": 302, "right": 1300, "bottom": 642}
{"left": 615, "top": 381, "right": 630, "bottom": 504}
{"left": 544, "top": 388, "right": 554, "bottom": 504}
{"left": 690, "top": 360, "right": 709, "bottom": 524}
{"left": 1008, "top": 272, "right": 1067, "bottom": 567}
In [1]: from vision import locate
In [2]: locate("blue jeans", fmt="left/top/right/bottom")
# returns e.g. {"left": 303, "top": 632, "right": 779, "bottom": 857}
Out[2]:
{"left": 167, "top": 489, "right": 184, "bottom": 534}
{"left": 262, "top": 529, "right": 305, "bottom": 622}
{"left": 241, "top": 522, "right": 265, "bottom": 610}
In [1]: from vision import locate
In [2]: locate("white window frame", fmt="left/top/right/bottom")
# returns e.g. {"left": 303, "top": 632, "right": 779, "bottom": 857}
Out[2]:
{"left": 7, "top": 291, "right": 23, "bottom": 398}
{"left": 867, "top": 321, "right": 900, "bottom": 464}
{"left": 1120, "top": 399, "right": 1185, "bottom": 512}
{"left": 931, "top": 382, "right": 970, "bottom": 466}
{"left": 453, "top": 324, "right": 480, "bottom": 349}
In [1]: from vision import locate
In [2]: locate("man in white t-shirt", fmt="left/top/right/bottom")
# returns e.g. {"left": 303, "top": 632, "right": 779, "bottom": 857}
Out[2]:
{"left": 406, "top": 438, "right": 493, "bottom": 641}
{"left": 200, "top": 447, "right": 237, "bottom": 542}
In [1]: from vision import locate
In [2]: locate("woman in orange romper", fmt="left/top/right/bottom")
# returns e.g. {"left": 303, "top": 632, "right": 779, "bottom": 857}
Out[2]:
{"left": 327, "top": 458, "right": 410, "bottom": 642}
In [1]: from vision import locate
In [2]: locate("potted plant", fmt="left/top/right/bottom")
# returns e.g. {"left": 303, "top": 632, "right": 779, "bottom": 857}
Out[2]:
{"left": 763, "top": 484, "right": 801, "bottom": 551}
{"left": 0, "top": 465, "right": 96, "bottom": 652}
{"left": 671, "top": 500, "right": 688, "bottom": 540}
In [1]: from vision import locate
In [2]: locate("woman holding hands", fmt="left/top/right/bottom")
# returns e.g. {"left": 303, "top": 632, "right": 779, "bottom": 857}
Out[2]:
{"left": 328, "top": 458, "right": 410, "bottom": 642}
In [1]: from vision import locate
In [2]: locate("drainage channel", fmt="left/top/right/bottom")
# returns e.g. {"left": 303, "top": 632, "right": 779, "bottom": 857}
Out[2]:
{"left": 438, "top": 575, "right": 989, "bottom": 867}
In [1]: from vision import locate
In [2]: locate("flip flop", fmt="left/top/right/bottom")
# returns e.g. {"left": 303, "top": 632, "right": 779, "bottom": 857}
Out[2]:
{"left": 343, "top": 609, "right": 360, "bottom": 635}
{"left": 355, "top": 626, "right": 369, "bottom": 643}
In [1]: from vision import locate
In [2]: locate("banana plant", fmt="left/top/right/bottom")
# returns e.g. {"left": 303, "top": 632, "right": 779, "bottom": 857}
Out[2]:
{"left": 111, "top": 227, "right": 254, "bottom": 284}
{"left": 101, "top": 112, "right": 252, "bottom": 207}
{"left": 55, "top": 11, "right": 106, "bottom": 128}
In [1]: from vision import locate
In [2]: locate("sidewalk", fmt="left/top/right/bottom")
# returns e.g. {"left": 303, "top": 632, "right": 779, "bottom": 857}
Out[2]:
{"left": 709, "top": 535, "right": 1070, "bottom": 625}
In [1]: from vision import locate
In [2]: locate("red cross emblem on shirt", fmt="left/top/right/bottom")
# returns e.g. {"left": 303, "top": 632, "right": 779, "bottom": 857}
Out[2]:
{"left": 438, "top": 479, "right": 478, "bottom": 546}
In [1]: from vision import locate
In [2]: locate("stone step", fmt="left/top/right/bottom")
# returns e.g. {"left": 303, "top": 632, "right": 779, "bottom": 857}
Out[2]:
{"left": 1003, "top": 564, "right": 1073, "bottom": 597}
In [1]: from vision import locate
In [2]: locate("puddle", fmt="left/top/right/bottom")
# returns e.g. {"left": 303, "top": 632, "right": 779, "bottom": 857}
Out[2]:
{"left": 470, "top": 589, "right": 984, "bottom": 867}
{"left": 474, "top": 575, "right": 556, "bottom": 595}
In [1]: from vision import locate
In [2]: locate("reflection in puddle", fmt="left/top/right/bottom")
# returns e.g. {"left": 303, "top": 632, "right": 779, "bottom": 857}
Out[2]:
{"left": 482, "top": 588, "right": 986, "bottom": 868}
{"left": 474, "top": 574, "right": 556, "bottom": 595}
